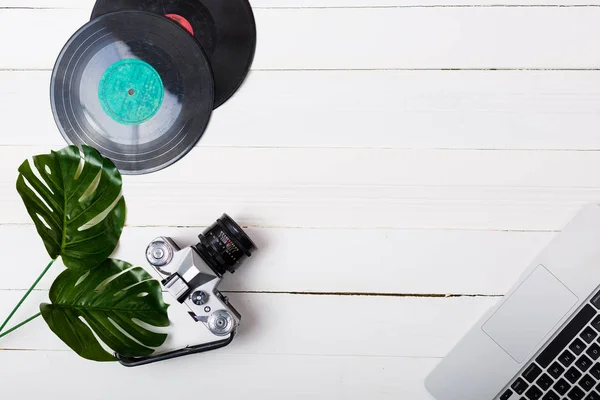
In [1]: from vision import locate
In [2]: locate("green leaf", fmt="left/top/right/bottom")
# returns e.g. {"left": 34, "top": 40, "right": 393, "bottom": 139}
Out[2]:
{"left": 40, "top": 259, "right": 170, "bottom": 362}
{"left": 16, "top": 145, "right": 126, "bottom": 271}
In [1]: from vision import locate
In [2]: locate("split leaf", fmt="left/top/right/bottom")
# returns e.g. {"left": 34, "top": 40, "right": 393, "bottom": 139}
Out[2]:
{"left": 16, "top": 145, "right": 126, "bottom": 271}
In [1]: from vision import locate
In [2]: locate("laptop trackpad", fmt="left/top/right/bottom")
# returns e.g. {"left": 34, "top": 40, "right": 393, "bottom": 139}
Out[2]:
{"left": 482, "top": 265, "right": 578, "bottom": 362}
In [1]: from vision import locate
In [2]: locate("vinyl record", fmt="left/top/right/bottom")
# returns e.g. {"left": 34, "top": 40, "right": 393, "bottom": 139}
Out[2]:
{"left": 91, "top": 0, "right": 256, "bottom": 109}
{"left": 50, "top": 11, "right": 214, "bottom": 174}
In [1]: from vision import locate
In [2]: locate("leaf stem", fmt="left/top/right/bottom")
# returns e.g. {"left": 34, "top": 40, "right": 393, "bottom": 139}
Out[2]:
{"left": 0, "top": 259, "right": 55, "bottom": 334}
{"left": 0, "top": 313, "right": 41, "bottom": 339}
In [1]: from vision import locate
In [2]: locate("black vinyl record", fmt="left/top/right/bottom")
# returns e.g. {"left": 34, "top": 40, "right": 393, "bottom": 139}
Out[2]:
{"left": 51, "top": 11, "right": 214, "bottom": 174}
{"left": 91, "top": 0, "right": 256, "bottom": 109}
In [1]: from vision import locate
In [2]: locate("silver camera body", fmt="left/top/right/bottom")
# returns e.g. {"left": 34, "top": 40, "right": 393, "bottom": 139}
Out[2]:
{"left": 116, "top": 215, "right": 257, "bottom": 367}
{"left": 146, "top": 236, "right": 241, "bottom": 339}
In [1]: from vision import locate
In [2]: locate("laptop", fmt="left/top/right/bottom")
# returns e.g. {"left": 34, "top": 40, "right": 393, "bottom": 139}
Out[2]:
{"left": 426, "top": 204, "right": 600, "bottom": 400}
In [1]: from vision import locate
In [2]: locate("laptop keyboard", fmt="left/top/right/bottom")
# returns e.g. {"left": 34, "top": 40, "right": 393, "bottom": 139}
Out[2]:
{"left": 498, "top": 290, "right": 600, "bottom": 400}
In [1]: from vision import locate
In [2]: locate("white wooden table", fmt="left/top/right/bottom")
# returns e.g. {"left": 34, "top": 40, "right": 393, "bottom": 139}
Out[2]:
{"left": 1, "top": 0, "right": 599, "bottom": 398}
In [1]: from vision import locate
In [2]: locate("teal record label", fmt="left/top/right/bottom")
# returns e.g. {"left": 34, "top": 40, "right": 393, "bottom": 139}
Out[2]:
{"left": 98, "top": 59, "right": 164, "bottom": 125}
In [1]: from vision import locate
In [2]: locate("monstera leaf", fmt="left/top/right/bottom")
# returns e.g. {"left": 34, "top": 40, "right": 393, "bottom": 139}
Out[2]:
{"left": 16, "top": 145, "right": 126, "bottom": 271}
{"left": 40, "top": 259, "right": 170, "bottom": 362}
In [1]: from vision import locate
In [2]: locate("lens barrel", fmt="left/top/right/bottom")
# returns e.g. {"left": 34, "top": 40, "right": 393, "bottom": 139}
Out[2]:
{"left": 195, "top": 214, "right": 257, "bottom": 275}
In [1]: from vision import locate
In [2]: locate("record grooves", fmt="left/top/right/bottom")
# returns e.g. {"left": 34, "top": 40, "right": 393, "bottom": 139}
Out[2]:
{"left": 50, "top": 11, "right": 215, "bottom": 174}
{"left": 91, "top": 0, "right": 257, "bottom": 109}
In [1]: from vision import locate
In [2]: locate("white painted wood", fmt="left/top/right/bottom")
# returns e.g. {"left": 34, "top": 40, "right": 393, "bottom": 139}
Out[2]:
{"left": 0, "top": 146, "right": 598, "bottom": 230}
{"left": 8, "top": 70, "right": 600, "bottom": 150}
{"left": 0, "top": 351, "right": 437, "bottom": 400}
{"left": 1, "top": 2, "right": 599, "bottom": 398}
{"left": 2, "top": 7, "right": 600, "bottom": 70}
{"left": 0, "top": 225, "right": 553, "bottom": 294}
{"left": 2, "top": 0, "right": 599, "bottom": 8}
{"left": 0, "top": 290, "right": 497, "bottom": 356}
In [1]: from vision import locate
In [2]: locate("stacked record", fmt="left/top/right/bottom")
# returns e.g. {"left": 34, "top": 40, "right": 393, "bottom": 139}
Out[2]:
{"left": 50, "top": 0, "right": 256, "bottom": 174}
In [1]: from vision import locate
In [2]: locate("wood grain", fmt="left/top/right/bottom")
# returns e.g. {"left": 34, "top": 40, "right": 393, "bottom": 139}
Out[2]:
{"left": 2, "top": 8, "right": 600, "bottom": 70}
{"left": 0, "top": 2, "right": 596, "bottom": 398}
{"left": 0, "top": 225, "right": 553, "bottom": 294}
{"left": 0, "top": 290, "right": 497, "bottom": 356}
{"left": 0, "top": 146, "right": 597, "bottom": 230}
{"left": 1, "top": 0, "right": 599, "bottom": 8}
{"left": 0, "top": 350, "right": 436, "bottom": 400}
{"left": 7, "top": 70, "right": 600, "bottom": 150}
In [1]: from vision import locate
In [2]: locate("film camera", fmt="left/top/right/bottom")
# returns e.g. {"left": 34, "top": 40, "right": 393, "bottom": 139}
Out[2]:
{"left": 117, "top": 214, "right": 257, "bottom": 367}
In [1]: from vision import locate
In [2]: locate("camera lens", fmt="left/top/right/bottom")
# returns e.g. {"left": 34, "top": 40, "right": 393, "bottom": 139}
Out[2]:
{"left": 195, "top": 214, "right": 257, "bottom": 275}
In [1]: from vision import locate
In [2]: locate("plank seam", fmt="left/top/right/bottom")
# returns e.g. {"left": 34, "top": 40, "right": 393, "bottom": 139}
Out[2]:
{"left": 0, "top": 288, "right": 503, "bottom": 298}
{"left": 3, "top": 5, "right": 600, "bottom": 9}
{"left": 6, "top": 144, "right": 600, "bottom": 152}
{"left": 225, "top": 290, "right": 504, "bottom": 298}
{"left": 0, "top": 222, "right": 562, "bottom": 233}
{"left": 6, "top": 68, "right": 600, "bottom": 72}
{"left": 0, "top": 348, "right": 445, "bottom": 359}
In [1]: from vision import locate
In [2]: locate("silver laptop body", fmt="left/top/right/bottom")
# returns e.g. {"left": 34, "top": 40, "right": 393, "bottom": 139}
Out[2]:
{"left": 426, "top": 204, "right": 600, "bottom": 400}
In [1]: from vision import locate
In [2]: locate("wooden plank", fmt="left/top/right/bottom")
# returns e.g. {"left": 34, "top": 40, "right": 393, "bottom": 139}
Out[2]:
{"left": 0, "top": 351, "right": 437, "bottom": 400}
{"left": 0, "top": 290, "right": 496, "bottom": 357}
{"left": 0, "top": 146, "right": 598, "bottom": 230}
{"left": 8, "top": 70, "right": 600, "bottom": 150}
{"left": 2, "top": 7, "right": 600, "bottom": 70}
{"left": 0, "top": 225, "right": 553, "bottom": 293}
{"left": 2, "top": 0, "right": 600, "bottom": 8}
